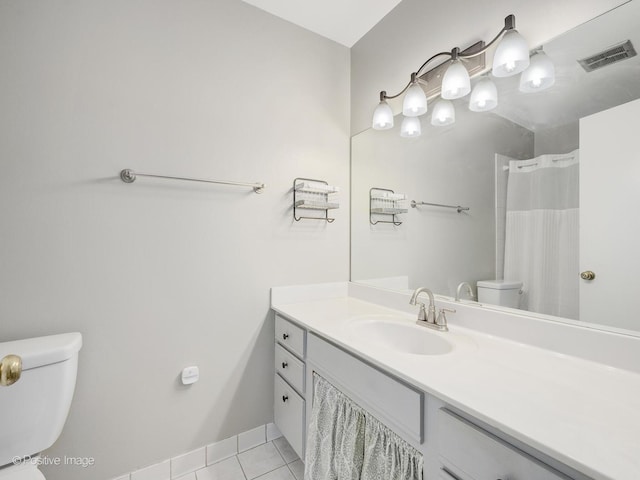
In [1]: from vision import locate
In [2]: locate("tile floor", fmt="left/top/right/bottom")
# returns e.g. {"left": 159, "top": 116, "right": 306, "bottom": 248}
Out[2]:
{"left": 192, "top": 437, "right": 303, "bottom": 480}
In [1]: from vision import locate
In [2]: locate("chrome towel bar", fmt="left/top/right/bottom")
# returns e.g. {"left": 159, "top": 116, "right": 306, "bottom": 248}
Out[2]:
{"left": 120, "top": 169, "right": 265, "bottom": 194}
{"left": 410, "top": 200, "right": 469, "bottom": 213}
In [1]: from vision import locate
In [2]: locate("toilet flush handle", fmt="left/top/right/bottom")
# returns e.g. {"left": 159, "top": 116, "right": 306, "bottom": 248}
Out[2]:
{"left": 0, "top": 354, "right": 22, "bottom": 386}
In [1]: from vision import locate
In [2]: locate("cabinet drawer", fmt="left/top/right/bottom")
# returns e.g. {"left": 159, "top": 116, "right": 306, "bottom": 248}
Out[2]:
{"left": 274, "top": 374, "right": 305, "bottom": 459}
{"left": 307, "top": 333, "right": 423, "bottom": 444}
{"left": 275, "top": 344, "right": 305, "bottom": 394}
{"left": 275, "top": 315, "right": 305, "bottom": 358}
{"left": 438, "top": 409, "right": 566, "bottom": 480}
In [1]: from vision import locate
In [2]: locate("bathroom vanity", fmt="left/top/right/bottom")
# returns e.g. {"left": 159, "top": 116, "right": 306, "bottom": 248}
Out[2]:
{"left": 271, "top": 282, "right": 640, "bottom": 480}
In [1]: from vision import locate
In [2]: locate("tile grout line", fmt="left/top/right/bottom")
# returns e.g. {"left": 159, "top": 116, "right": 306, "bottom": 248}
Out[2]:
{"left": 273, "top": 439, "right": 300, "bottom": 468}
{"left": 117, "top": 424, "right": 287, "bottom": 480}
{"left": 235, "top": 454, "right": 249, "bottom": 480}
{"left": 251, "top": 441, "right": 287, "bottom": 480}
{"left": 285, "top": 463, "right": 296, "bottom": 480}
{"left": 179, "top": 440, "right": 301, "bottom": 480}
{"left": 242, "top": 441, "right": 289, "bottom": 480}
{"left": 253, "top": 465, "right": 287, "bottom": 480}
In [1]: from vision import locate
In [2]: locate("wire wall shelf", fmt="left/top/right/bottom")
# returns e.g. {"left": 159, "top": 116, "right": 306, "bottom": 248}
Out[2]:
{"left": 370, "top": 188, "right": 408, "bottom": 225}
{"left": 293, "top": 178, "right": 339, "bottom": 223}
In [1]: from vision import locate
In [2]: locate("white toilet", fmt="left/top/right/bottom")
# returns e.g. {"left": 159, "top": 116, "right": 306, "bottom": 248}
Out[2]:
{"left": 476, "top": 280, "right": 522, "bottom": 309}
{"left": 0, "top": 333, "right": 82, "bottom": 479}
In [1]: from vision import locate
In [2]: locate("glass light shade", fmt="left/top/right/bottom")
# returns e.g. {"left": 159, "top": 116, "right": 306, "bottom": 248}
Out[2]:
{"left": 492, "top": 30, "right": 530, "bottom": 77}
{"left": 372, "top": 100, "right": 394, "bottom": 130}
{"left": 469, "top": 78, "right": 498, "bottom": 112}
{"left": 441, "top": 60, "right": 471, "bottom": 99}
{"left": 519, "top": 51, "right": 555, "bottom": 93}
{"left": 400, "top": 116, "right": 422, "bottom": 138}
{"left": 402, "top": 83, "right": 428, "bottom": 116}
{"left": 431, "top": 99, "right": 455, "bottom": 126}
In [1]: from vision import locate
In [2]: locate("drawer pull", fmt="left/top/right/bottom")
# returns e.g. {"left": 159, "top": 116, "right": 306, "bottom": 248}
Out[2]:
{"left": 282, "top": 395, "right": 289, "bottom": 402}
{"left": 282, "top": 361, "right": 288, "bottom": 369}
{"left": 282, "top": 333, "right": 289, "bottom": 340}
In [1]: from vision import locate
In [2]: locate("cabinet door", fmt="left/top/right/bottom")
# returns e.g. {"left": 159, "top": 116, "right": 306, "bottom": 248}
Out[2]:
{"left": 438, "top": 409, "right": 567, "bottom": 480}
{"left": 274, "top": 374, "right": 305, "bottom": 459}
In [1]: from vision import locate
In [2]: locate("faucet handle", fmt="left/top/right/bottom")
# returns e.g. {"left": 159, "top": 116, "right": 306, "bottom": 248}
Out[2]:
{"left": 436, "top": 308, "right": 456, "bottom": 328}
{"left": 417, "top": 303, "right": 428, "bottom": 322}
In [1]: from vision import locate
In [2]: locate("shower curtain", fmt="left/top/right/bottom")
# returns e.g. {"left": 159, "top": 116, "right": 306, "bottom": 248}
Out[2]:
{"left": 305, "top": 373, "right": 423, "bottom": 480}
{"left": 503, "top": 150, "right": 579, "bottom": 319}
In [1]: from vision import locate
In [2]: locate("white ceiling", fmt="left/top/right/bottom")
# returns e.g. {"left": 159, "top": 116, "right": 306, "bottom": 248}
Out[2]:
{"left": 239, "top": 0, "right": 403, "bottom": 47}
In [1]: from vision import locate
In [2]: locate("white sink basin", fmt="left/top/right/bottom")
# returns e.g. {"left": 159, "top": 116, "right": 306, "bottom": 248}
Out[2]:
{"left": 347, "top": 315, "right": 453, "bottom": 356}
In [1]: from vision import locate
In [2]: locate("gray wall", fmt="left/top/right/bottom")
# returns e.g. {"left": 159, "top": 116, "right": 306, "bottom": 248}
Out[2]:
{"left": 0, "top": 1, "right": 350, "bottom": 479}
{"left": 351, "top": 0, "right": 627, "bottom": 135}
{"left": 534, "top": 122, "right": 580, "bottom": 156}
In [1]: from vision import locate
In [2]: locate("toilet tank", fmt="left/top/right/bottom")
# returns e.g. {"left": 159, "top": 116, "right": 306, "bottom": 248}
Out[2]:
{"left": 477, "top": 280, "right": 522, "bottom": 308}
{"left": 0, "top": 333, "right": 82, "bottom": 467}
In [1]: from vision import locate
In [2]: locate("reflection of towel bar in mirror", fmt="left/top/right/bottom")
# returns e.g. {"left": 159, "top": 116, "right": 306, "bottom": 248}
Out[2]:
{"left": 410, "top": 200, "right": 470, "bottom": 213}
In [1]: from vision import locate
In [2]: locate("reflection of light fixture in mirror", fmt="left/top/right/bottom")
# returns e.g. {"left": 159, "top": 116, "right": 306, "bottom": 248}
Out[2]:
{"left": 431, "top": 100, "right": 455, "bottom": 126}
{"left": 519, "top": 51, "right": 555, "bottom": 92}
{"left": 372, "top": 93, "right": 394, "bottom": 130}
{"left": 469, "top": 77, "right": 498, "bottom": 111}
{"left": 492, "top": 29, "right": 530, "bottom": 77}
{"left": 373, "top": 14, "right": 533, "bottom": 137}
{"left": 401, "top": 116, "right": 422, "bottom": 137}
{"left": 442, "top": 51, "right": 471, "bottom": 99}
{"left": 402, "top": 73, "right": 428, "bottom": 116}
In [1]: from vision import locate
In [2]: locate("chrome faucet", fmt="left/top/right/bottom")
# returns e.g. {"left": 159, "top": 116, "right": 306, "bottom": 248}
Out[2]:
{"left": 410, "top": 287, "right": 435, "bottom": 323}
{"left": 455, "top": 282, "right": 476, "bottom": 302}
{"left": 409, "top": 287, "right": 443, "bottom": 330}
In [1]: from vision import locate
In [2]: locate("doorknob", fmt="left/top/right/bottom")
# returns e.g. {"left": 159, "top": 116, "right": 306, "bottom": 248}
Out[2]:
{"left": 580, "top": 270, "right": 596, "bottom": 280}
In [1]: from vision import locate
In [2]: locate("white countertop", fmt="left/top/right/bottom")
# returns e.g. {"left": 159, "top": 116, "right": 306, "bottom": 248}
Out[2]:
{"left": 272, "top": 294, "right": 640, "bottom": 480}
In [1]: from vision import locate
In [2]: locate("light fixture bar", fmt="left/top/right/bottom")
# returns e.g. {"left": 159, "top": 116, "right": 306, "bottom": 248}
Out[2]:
{"left": 419, "top": 42, "right": 486, "bottom": 100}
{"left": 372, "top": 14, "right": 538, "bottom": 137}
{"left": 378, "top": 15, "right": 517, "bottom": 102}
{"left": 458, "top": 14, "right": 515, "bottom": 60}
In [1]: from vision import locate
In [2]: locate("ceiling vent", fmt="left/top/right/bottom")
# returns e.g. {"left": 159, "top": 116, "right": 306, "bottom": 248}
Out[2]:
{"left": 578, "top": 40, "right": 637, "bottom": 72}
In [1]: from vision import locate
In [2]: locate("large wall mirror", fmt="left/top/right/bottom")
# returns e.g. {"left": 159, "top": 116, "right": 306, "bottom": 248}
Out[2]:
{"left": 351, "top": 1, "right": 640, "bottom": 335}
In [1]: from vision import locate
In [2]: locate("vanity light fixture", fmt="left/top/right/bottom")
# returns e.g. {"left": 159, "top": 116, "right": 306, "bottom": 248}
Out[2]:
{"left": 401, "top": 115, "right": 422, "bottom": 137}
{"left": 402, "top": 73, "right": 428, "bottom": 116}
{"left": 519, "top": 50, "right": 556, "bottom": 92}
{"left": 372, "top": 14, "right": 549, "bottom": 137}
{"left": 491, "top": 28, "right": 530, "bottom": 77}
{"left": 469, "top": 77, "right": 498, "bottom": 112}
{"left": 441, "top": 50, "right": 471, "bottom": 100}
{"left": 431, "top": 100, "right": 455, "bottom": 126}
{"left": 372, "top": 94, "right": 394, "bottom": 129}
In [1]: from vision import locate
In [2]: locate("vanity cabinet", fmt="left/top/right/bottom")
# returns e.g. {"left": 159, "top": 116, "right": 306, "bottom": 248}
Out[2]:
{"left": 437, "top": 409, "right": 568, "bottom": 480}
{"left": 306, "top": 332, "right": 424, "bottom": 445}
{"left": 273, "top": 315, "right": 306, "bottom": 459}
{"left": 273, "top": 311, "right": 577, "bottom": 480}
